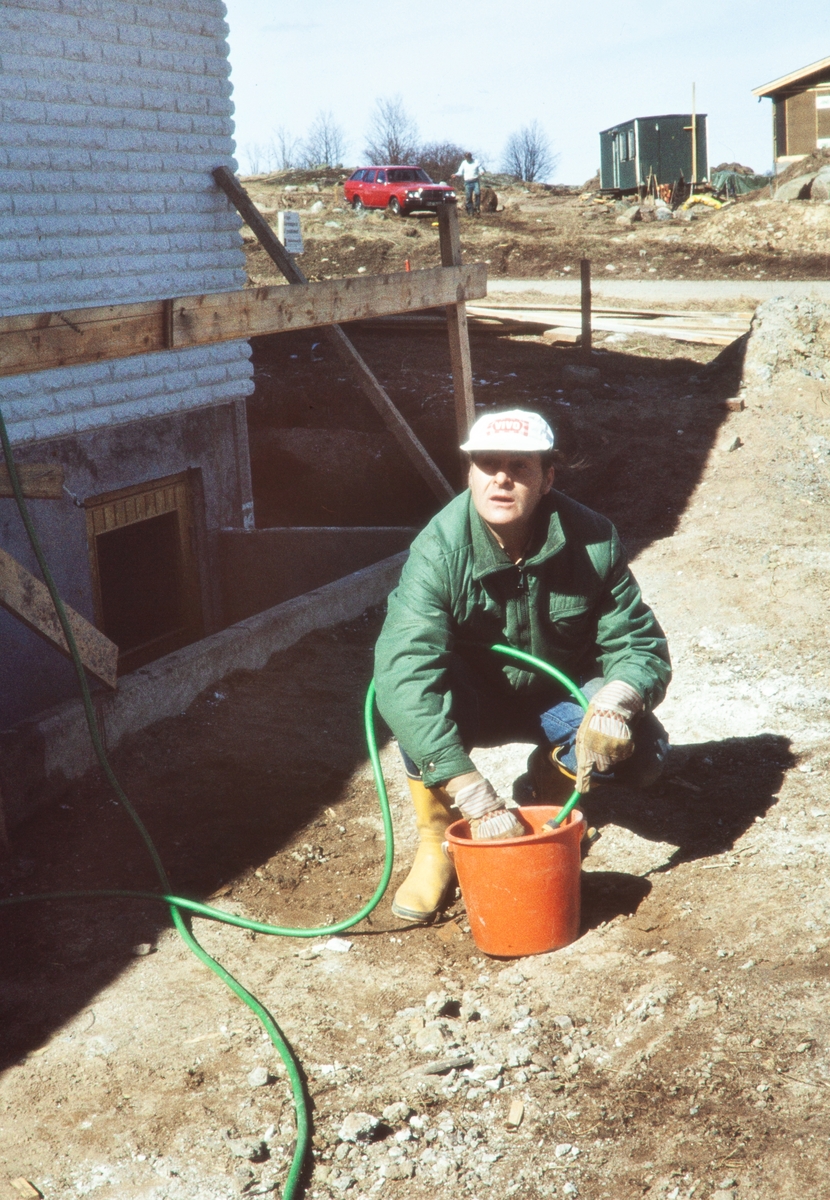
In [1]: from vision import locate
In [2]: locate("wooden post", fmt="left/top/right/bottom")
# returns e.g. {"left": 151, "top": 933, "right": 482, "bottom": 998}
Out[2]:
{"left": 580, "top": 259, "right": 592, "bottom": 364}
{"left": 437, "top": 203, "right": 476, "bottom": 443}
{"left": 212, "top": 166, "right": 455, "bottom": 504}
{"left": 691, "top": 82, "right": 698, "bottom": 186}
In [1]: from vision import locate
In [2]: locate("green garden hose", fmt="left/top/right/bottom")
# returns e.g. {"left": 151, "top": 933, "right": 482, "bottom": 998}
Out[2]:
{"left": 491, "top": 643, "right": 589, "bottom": 824}
{"left": 0, "top": 404, "right": 586, "bottom": 1197}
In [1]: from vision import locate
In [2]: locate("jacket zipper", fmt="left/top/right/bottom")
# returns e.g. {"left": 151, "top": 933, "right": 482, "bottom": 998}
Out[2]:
{"left": 515, "top": 565, "right": 530, "bottom": 650}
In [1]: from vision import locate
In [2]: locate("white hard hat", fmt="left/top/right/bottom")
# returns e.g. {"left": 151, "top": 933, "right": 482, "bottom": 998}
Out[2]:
{"left": 460, "top": 409, "right": 554, "bottom": 453}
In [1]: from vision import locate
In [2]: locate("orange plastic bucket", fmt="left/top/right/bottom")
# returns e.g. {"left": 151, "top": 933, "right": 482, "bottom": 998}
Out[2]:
{"left": 444, "top": 804, "right": 585, "bottom": 957}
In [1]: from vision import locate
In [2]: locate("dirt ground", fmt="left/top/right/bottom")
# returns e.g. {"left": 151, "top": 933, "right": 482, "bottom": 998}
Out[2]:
{"left": 239, "top": 170, "right": 830, "bottom": 287}
{"left": 3, "top": 287, "right": 830, "bottom": 1200}
{"left": 4, "top": 165, "right": 830, "bottom": 1198}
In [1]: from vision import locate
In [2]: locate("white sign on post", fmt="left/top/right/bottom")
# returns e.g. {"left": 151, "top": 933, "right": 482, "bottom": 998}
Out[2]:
{"left": 277, "top": 211, "right": 304, "bottom": 255}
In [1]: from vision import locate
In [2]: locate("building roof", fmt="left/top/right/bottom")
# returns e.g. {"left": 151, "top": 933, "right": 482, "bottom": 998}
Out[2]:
{"left": 753, "top": 55, "right": 830, "bottom": 97}
{"left": 599, "top": 114, "right": 706, "bottom": 135}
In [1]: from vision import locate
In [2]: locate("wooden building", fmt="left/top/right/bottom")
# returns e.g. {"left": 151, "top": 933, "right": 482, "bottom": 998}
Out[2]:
{"left": 599, "top": 114, "right": 708, "bottom": 194}
{"left": 753, "top": 55, "right": 830, "bottom": 170}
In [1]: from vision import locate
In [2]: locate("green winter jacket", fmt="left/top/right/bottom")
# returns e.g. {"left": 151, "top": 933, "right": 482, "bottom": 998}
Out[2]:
{"left": 374, "top": 488, "right": 671, "bottom": 788}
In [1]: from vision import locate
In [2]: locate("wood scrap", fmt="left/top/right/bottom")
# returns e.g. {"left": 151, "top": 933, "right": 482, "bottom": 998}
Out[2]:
{"left": 0, "top": 547, "right": 118, "bottom": 688}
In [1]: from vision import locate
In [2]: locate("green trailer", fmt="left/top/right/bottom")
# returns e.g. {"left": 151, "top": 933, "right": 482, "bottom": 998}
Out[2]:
{"left": 599, "top": 113, "right": 708, "bottom": 194}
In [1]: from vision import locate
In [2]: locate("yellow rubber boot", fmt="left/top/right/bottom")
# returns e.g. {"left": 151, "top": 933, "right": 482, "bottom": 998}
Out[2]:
{"left": 391, "top": 779, "right": 456, "bottom": 923}
{"left": 527, "top": 745, "right": 577, "bottom": 806}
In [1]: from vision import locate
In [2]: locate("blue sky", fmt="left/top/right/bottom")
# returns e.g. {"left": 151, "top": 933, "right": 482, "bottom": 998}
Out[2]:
{"left": 223, "top": 1, "right": 830, "bottom": 182}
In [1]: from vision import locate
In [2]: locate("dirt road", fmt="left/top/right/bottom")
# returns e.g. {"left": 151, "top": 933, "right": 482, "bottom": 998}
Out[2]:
{"left": 488, "top": 279, "right": 830, "bottom": 303}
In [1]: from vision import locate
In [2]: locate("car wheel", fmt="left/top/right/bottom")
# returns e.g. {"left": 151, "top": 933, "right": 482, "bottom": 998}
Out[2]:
{"left": 352, "top": 196, "right": 365, "bottom": 212}
{"left": 388, "top": 196, "right": 403, "bottom": 216}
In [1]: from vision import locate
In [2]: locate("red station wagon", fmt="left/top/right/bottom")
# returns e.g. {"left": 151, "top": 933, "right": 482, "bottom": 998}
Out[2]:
{"left": 343, "top": 166, "right": 457, "bottom": 216}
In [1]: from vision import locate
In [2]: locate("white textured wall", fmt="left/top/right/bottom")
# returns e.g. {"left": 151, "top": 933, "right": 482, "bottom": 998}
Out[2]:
{"left": 0, "top": 0, "right": 253, "bottom": 443}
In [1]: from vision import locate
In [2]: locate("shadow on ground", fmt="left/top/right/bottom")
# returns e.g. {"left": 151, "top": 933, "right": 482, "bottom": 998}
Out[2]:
{"left": 0, "top": 613, "right": 389, "bottom": 1072}
{"left": 582, "top": 733, "right": 793, "bottom": 864}
{"left": 246, "top": 323, "right": 745, "bottom": 547}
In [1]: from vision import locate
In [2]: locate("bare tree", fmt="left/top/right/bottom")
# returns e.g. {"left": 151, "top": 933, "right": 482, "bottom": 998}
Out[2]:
{"left": 270, "top": 125, "right": 302, "bottom": 171}
{"left": 418, "top": 141, "right": 467, "bottom": 183}
{"left": 501, "top": 121, "right": 557, "bottom": 182}
{"left": 242, "top": 143, "right": 265, "bottom": 175}
{"left": 302, "top": 111, "right": 348, "bottom": 168}
{"left": 364, "top": 96, "right": 419, "bottom": 164}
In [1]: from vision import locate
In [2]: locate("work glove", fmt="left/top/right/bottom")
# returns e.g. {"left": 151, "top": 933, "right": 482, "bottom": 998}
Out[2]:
{"left": 574, "top": 680, "right": 643, "bottom": 794}
{"left": 446, "top": 772, "right": 526, "bottom": 840}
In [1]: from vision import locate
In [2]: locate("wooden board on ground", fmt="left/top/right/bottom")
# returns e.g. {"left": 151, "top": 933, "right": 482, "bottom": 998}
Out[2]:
{"left": 0, "top": 548, "right": 118, "bottom": 689}
{"left": 541, "top": 328, "right": 581, "bottom": 344}
{"left": 466, "top": 303, "right": 749, "bottom": 347}
{"left": 0, "top": 463, "right": 65, "bottom": 499}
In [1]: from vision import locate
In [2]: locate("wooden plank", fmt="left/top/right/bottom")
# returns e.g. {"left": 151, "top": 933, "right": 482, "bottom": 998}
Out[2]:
{"left": 211, "top": 166, "right": 306, "bottom": 285}
{"left": 171, "top": 265, "right": 485, "bottom": 347}
{"left": 0, "top": 269, "right": 486, "bottom": 381}
{"left": 0, "top": 547, "right": 118, "bottom": 688}
{"left": 437, "top": 205, "right": 476, "bottom": 441}
{"left": 473, "top": 302, "right": 755, "bottom": 323}
{"left": 0, "top": 303, "right": 167, "bottom": 377}
{"left": 324, "top": 325, "right": 455, "bottom": 501}
{"left": 212, "top": 166, "right": 456, "bottom": 504}
{"left": 0, "top": 462, "right": 65, "bottom": 499}
{"left": 466, "top": 305, "right": 748, "bottom": 346}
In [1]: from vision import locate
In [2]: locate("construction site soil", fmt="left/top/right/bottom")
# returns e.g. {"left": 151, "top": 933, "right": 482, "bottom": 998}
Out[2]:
{"left": 3, "top": 176, "right": 830, "bottom": 1200}
{"left": 239, "top": 171, "right": 830, "bottom": 287}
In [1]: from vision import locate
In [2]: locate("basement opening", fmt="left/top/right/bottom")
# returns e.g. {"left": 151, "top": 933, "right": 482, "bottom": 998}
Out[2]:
{"left": 85, "top": 472, "right": 203, "bottom": 673}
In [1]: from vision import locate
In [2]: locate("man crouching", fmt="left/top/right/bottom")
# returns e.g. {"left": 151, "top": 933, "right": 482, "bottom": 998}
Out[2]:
{"left": 374, "top": 409, "right": 671, "bottom": 922}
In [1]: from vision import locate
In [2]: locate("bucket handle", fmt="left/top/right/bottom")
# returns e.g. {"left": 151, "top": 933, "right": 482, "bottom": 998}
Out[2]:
{"left": 442, "top": 841, "right": 453, "bottom": 862}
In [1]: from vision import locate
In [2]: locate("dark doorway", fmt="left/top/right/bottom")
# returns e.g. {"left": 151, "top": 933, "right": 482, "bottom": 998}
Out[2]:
{"left": 86, "top": 473, "right": 203, "bottom": 673}
{"left": 97, "top": 510, "right": 185, "bottom": 653}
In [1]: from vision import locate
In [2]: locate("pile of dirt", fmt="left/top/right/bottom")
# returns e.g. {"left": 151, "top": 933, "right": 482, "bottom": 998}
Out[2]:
{"left": 687, "top": 198, "right": 830, "bottom": 264}
{"left": 711, "top": 162, "right": 758, "bottom": 175}
{"left": 741, "top": 295, "right": 830, "bottom": 401}
{"left": 774, "top": 147, "right": 830, "bottom": 187}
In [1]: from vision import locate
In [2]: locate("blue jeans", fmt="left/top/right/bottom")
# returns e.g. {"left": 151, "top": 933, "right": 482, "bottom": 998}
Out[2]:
{"left": 464, "top": 179, "right": 481, "bottom": 213}
{"left": 399, "top": 675, "right": 668, "bottom": 788}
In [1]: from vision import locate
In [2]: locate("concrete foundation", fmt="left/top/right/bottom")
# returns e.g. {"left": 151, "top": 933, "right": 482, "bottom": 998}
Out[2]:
{"left": 219, "top": 527, "right": 417, "bottom": 623}
{"left": 0, "top": 552, "right": 406, "bottom": 833}
{"left": 0, "top": 401, "right": 252, "bottom": 730}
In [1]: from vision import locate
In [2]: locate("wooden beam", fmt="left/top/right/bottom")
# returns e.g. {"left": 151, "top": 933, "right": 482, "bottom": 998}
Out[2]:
{"left": 580, "top": 258, "right": 592, "bottom": 364}
{"left": 437, "top": 205, "right": 476, "bottom": 442}
{"left": 0, "top": 463, "right": 65, "bottom": 499}
{"left": 212, "top": 166, "right": 456, "bottom": 504}
{"left": 0, "top": 548, "right": 118, "bottom": 688}
{"left": 0, "top": 265, "right": 485, "bottom": 382}
{"left": 172, "top": 266, "right": 485, "bottom": 346}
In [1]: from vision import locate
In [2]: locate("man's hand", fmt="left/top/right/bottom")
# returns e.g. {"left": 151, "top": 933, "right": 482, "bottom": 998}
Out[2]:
{"left": 575, "top": 681, "right": 643, "bottom": 794}
{"left": 446, "top": 772, "right": 526, "bottom": 840}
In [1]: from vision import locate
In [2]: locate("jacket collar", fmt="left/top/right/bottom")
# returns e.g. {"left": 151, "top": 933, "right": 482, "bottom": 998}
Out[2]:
{"left": 470, "top": 492, "right": 566, "bottom": 580}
